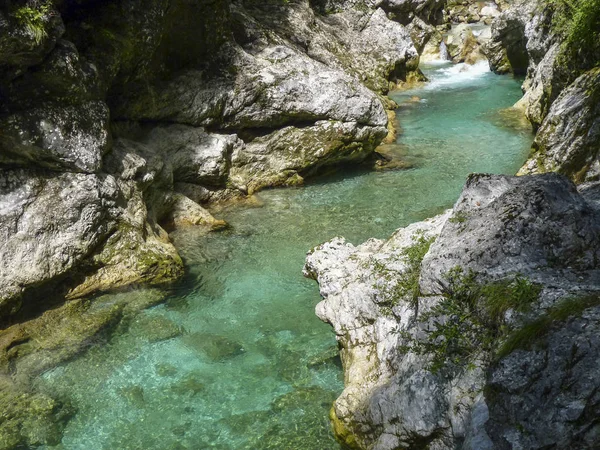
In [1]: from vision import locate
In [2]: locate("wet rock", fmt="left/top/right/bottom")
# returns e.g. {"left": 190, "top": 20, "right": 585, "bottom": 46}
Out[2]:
{"left": 155, "top": 362, "right": 178, "bottom": 377}
{"left": 0, "top": 381, "right": 73, "bottom": 450}
{"left": 170, "top": 372, "right": 205, "bottom": 396}
{"left": 119, "top": 385, "right": 146, "bottom": 408}
{"left": 161, "top": 192, "right": 228, "bottom": 230}
{"left": 128, "top": 314, "right": 183, "bottom": 343}
{"left": 519, "top": 68, "right": 600, "bottom": 183}
{"left": 446, "top": 23, "right": 485, "bottom": 64}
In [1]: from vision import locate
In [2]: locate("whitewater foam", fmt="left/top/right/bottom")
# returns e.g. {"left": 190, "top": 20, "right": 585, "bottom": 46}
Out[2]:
{"left": 422, "top": 60, "right": 491, "bottom": 90}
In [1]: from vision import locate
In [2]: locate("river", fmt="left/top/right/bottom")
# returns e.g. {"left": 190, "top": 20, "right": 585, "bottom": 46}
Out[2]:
{"left": 37, "top": 60, "right": 533, "bottom": 450}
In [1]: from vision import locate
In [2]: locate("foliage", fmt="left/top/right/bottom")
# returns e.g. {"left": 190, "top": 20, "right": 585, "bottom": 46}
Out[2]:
{"left": 548, "top": 0, "right": 600, "bottom": 69}
{"left": 401, "top": 267, "right": 541, "bottom": 375}
{"left": 372, "top": 232, "right": 436, "bottom": 312}
{"left": 498, "top": 293, "right": 600, "bottom": 357}
{"left": 12, "top": 1, "right": 52, "bottom": 44}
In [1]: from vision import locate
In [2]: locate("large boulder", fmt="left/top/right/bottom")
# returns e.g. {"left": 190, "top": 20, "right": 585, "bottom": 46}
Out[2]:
{"left": 305, "top": 174, "right": 600, "bottom": 450}
{"left": 0, "top": 170, "right": 119, "bottom": 319}
{"left": 0, "top": 101, "right": 111, "bottom": 173}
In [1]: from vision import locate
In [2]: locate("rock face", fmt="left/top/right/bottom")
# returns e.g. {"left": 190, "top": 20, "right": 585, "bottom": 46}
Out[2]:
{"left": 0, "top": 0, "right": 423, "bottom": 323}
{"left": 519, "top": 68, "right": 600, "bottom": 183}
{"left": 305, "top": 173, "right": 600, "bottom": 450}
{"left": 485, "top": 0, "right": 600, "bottom": 180}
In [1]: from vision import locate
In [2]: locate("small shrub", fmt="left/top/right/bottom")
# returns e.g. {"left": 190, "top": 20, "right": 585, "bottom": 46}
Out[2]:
{"left": 12, "top": 1, "right": 52, "bottom": 44}
{"left": 372, "top": 232, "right": 436, "bottom": 312}
{"left": 401, "top": 268, "right": 541, "bottom": 375}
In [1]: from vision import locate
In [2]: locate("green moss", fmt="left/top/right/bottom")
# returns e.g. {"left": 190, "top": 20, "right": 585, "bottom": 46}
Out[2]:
{"left": 547, "top": 0, "right": 600, "bottom": 73}
{"left": 448, "top": 211, "right": 468, "bottom": 224}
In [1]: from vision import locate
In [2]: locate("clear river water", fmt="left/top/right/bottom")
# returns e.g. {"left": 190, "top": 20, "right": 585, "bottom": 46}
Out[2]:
{"left": 37, "top": 61, "right": 533, "bottom": 449}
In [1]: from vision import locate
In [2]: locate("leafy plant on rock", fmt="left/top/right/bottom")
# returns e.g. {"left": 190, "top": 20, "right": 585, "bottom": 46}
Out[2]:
{"left": 401, "top": 267, "right": 542, "bottom": 375}
{"left": 12, "top": 1, "right": 52, "bottom": 45}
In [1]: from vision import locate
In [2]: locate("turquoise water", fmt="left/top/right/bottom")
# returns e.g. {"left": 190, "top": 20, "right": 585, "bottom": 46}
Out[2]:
{"left": 36, "top": 61, "right": 532, "bottom": 449}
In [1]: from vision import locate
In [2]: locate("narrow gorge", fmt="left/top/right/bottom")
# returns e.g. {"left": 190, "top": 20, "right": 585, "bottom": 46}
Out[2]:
{"left": 0, "top": 0, "right": 598, "bottom": 449}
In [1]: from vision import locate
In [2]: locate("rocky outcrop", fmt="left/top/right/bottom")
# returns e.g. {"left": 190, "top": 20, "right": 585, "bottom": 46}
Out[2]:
{"left": 486, "top": 0, "right": 600, "bottom": 179}
{"left": 445, "top": 23, "right": 489, "bottom": 64}
{"left": 305, "top": 173, "right": 600, "bottom": 449}
{"left": 0, "top": 0, "right": 423, "bottom": 322}
{"left": 444, "top": 0, "right": 501, "bottom": 24}
{"left": 519, "top": 68, "right": 600, "bottom": 183}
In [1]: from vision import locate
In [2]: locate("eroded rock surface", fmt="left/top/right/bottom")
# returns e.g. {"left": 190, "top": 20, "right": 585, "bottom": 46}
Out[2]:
{"left": 0, "top": 0, "right": 423, "bottom": 321}
{"left": 519, "top": 68, "right": 600, "bottom": 183}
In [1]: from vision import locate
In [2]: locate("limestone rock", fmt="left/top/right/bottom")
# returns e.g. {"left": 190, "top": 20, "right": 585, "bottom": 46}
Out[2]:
{"left": 446, "top": 23, "right": 486, "bottom": 64}
{"left": 229, "top": 120, "right": 387, "bottom": 193}
{"left": 305, "top": 174, "right": 600, "bottom": 449}
{"left": 0, "top": 169, "right": 119, "bottom": 318}
{"left": 145, "top": 125, "right": 239, "bottom": 187}
{"left": 484, "top": 8, "right": 531, "bottom": 74}
{"left": 0, "top": 101, "right": 111, "bottom": 173}
{"left": 519, "top": 68, "right": 600, "bottom": 183}
{"left": 421, "top": 173, "right": 600, "bottom": 292}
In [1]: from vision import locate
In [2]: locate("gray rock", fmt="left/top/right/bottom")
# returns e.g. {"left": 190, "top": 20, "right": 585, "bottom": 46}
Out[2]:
{"left": 485, "top": 306, "right": 600, "bottom": 449}
{"left": 519, "top": 68, "right": 600, "bottom": 183}
{"left": 420, "top": 173, "right": 600, "bottom": 293}
{"left": 514, "top": 43, "right": 564, "bottom": 129}
{"left": 484, "top": 6, "right": 531, "bottom": 75}
{"left": 0, "top": 169, "right": 119, "bottom": 317}
{"left": 446, "top": 23, "right": 486, "bottom": 64}
{"left": 145, "top": 125, "right": 239, "bottom": 187}
{"left": 0, "top": 101, "right": 111, "bottom": 173}
{"left": 230, "top": 120, "right": 387, "bottom": 193}
{"left": 115, "top": 43, "right": 387, "bottom": 130}
{"left": 381, "top": 0, "right": 446, "bottom": 25}
{"left": 0, "top": 5, "right": 64, "bottom": 82}
{"left": 305, "top": 174, "right": 600, "bottom": 449}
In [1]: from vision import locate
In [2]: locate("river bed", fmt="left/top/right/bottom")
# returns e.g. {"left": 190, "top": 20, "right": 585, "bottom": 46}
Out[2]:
{"left": 37, "top": 61, "right": 533, "bottom": 450}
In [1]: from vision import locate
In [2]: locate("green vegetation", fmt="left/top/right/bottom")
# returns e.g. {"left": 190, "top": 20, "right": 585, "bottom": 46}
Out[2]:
{"left": 548, "top": 0, "right": 600, "bottom": 69}
{"left": 498, "top": 293, "right": 600, "bottom": 357}
{"left": 12, "top": 1, "right": 52, "bottom": 44}
{"left": 372, "top": 232, "right": 436, "bottom": 312}
{"left": 401, "top": 267, "right": 541, "bottom": 374}
{"left": 448, "top": 211, "right": 467, "bottom": 224}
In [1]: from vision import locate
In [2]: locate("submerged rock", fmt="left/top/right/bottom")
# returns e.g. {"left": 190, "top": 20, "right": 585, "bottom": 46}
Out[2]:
{"left": 181, "top": 332, "right": 245, "bottom": 361}
{"left": 305, "top": 173, "right": 600, "bottom": 449}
